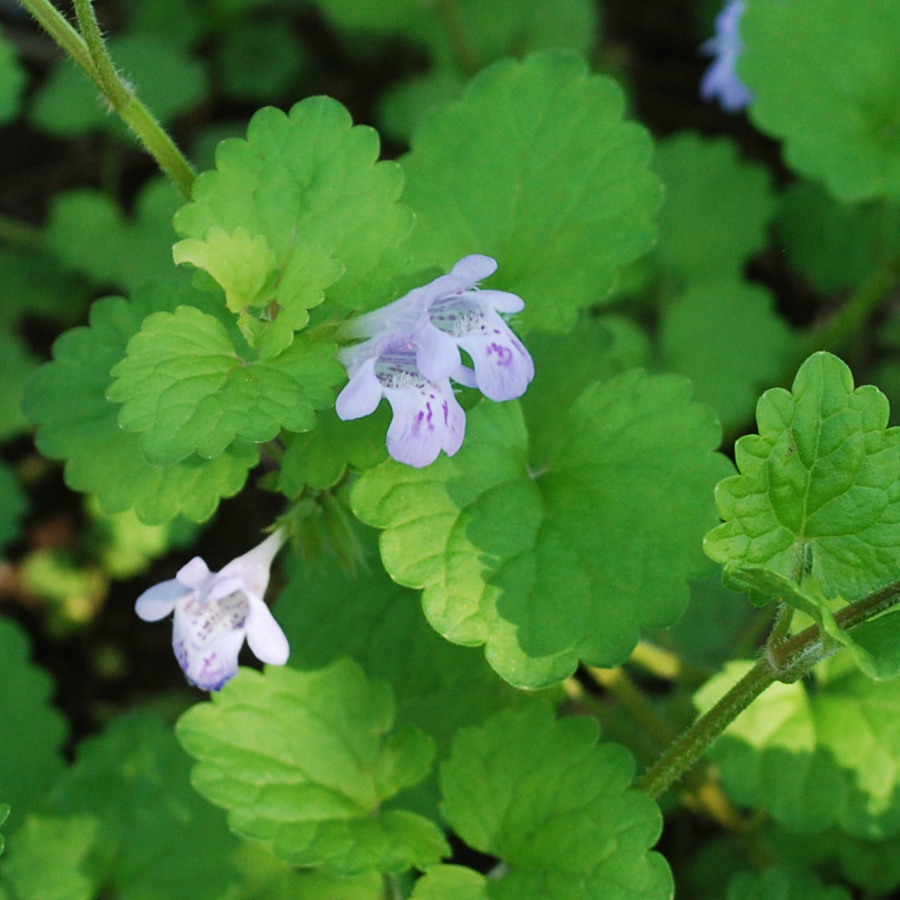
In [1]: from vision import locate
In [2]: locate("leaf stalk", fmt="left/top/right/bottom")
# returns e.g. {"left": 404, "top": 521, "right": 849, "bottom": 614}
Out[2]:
{"left": 17, "top": 0, "right": 197, "bottom": 198}
{"left": 637, "top": 578, "right": 900, "bottom": 799}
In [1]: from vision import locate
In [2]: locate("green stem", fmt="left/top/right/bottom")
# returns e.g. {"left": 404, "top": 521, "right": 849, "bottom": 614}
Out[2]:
{"left": 18, "top": 0, "right": 197, "bottom": 199}
{"left": 637, "top": 578, "right": 900, "bottom": 799}
{"left": 16, "top": 0, "right": 97, "bottom": 77}
{"left": 637, "top": 660, "right": 775, "bottom": 799}
{"left": 799, "top": 265, "right": 897, "bottom": 360}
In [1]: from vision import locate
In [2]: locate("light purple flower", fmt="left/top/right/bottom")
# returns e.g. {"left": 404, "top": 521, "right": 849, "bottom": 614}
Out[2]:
{"left": 135, "top": 529, "right": 289, "bottom": 691}
{"left": 336, "top": 334, "right": 466, "bottom": 468}
{"left": 337, "top": 255, "right": 533, "bottom": 467}
{"left": 701, "top": 0, "right": 753, "bottom": 112}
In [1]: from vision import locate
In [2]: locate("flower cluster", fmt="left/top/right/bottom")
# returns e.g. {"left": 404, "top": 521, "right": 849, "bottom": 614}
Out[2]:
{"left": 336, "top": 255, "right": 534, "bottom": 467}
{"left": 135, "top": 529, "right": 289, "bottom": 691}
{"left": 700, "top": 0, "right": 752, "bottom": 113}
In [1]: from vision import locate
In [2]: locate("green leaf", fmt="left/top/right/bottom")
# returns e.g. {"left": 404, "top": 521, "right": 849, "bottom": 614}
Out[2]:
{"left": 705, "top": 352, "right": 900, "bottom": 604}
{"left": 401, "top": 50, "right": 661, "bottom": 331}
{"left": 216, "top": 20, "right": 308, "bottom": 101}
{"left": 741, "top": 0, "right": 900, "bottom": 202}
{"left": 776, "top": 182, "right": 900, "bottom": 293}
{"left": 275, "top": 407, "right": 389, "bottom": 494}
{"left": 0, "top": 248, "right": 86, "bottom": 328}
{"left": 354, "top": 372, "right": 730, "bottom": 688}
{"left": 174, "top": 229, "right": 343, "bottom": 357}
{"left": 30, "top": 34, "right": 207, "bottom": 136}
{"left": 696, "top": 654, "right": 900, "bottom": 838}
{"left": 0, "top": 25, "right": 27, "bottom": 124}
{"left": 274, "top": 536, "right": 525, "bottom": 762}
{"left": 174, "top": 97, "right": 413, "bottom": 310}
{"left": 660, "top": 277, "right": 794, "bottom": 428}
{"left": 439, "top": 703, "right": 672, "bottom": 899}
{"left": 107, "top": 304, "right": 341, "bottom": 465}
{"left": 24, "top": 282, "right": 260, "bottom": 524}
{"left": 0, "top": 619, "right": 67, "bottom": 819}
{"left": 1, "top": 713, "right": 241, "bottom": 900}
{"left": 724, "top": 865, "right": 852, "bottom": 900}
{"left": 411, "top": 866, "right": 488, "bottom": 900}
{"left": 176, "top": 660, "right": 449, "bottom": 875}
{"left": 46, "top": 179, "right": 182, "bottom": 292}
{"left": 653, "top": 133, "right": 776, "bottom": 278}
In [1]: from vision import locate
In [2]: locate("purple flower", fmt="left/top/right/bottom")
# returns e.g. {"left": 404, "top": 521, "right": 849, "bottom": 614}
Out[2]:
{"left": 135, "top": 529, "right": 289, "bottom": 691}
{"left": 336, "top": 334, "right": 466, "bottom": 468}
{"left": 337, "top": 255, "right": 533, "bottom": 467}
{"left": 701, "top": 0, "right": 753, "bottom": 112}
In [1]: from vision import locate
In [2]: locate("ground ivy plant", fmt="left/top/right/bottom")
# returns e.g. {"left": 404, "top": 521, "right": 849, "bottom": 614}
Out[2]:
{"left": 2, "top": 0, "right": 900, "bottom": 897}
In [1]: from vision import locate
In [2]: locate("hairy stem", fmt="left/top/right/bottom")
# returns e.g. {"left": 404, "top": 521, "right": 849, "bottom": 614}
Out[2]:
{"left": 637, "top": 578, "right": 900, "bottom": 799}
{"left": 17, "top": 0, "right": 197, "bottom": 198}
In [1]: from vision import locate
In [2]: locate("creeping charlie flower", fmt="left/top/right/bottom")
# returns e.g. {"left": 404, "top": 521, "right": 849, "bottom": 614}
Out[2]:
{"left": 135, "top": 529, "right": 289, "bottom": 691}
{"left": 700, "top": 0, "right": 752, "bottom": 113}
{"left": 337, "top": 255, "right": 533, "bottom": 468}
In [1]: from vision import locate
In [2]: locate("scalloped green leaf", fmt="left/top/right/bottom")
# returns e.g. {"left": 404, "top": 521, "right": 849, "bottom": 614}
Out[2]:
{"left": 0, "top": 803, "right": 8, "bottom": 857}
{"left": 174, "top": 97, "right": 412, "bottom": 311}
{"left": 705, "top": 352, "right": 900, "bottom": 605}
{"left": 47, "top": 179, "right": 182, "bottom": 292}
{"left": 274, "top": 536, "right": 524, "bottom": 761}
{"left": 401, "top": 50, "right": 661, "bottom": 331}
{"left": 411, "top": 866, "right": 488, "bottom": 900}
{"left": 24, "top": 282, "right": 260, "bottom": 524}
{"left": 741, "top": 0, "right": 900, "bottom": 202}
{"left": 0, "top": 619, "right": 67, "bottom": 820}
{"left": 660, "top": 277, "right": 793, "bottom": 428}
{"left": 724, "top": 865, "right": 852, "bottom": 900}
{"left": 653, "top": 133, "right": 776, "bottom": 278}
{"left": 107, "top": 304, "right": 341, "bottom": 465}
{"left": 1, "top": 713, "right": 241, "bottom": 900}
{"left": 696, "top": 654, "right": 900, "bottom": 838}
{"left": 30, "top": 34, "right": 207, "bottom": 137}
{"left": 439, "top": 703, "right": 672, "bottom": 899}
{"left": 176, "top": 660, "right": 448, "bottom": 875}
{"left": 0, "top": 25, "right": 26, "bottom": 124}
{"left": 174, "top": 229, "right": 343, "bottom": 358}
{"left": 353, "top": 371, "right": 730, "bottom": 688}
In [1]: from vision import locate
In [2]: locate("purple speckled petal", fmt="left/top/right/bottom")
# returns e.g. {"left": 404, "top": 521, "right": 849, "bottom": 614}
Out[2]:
{"left": 456, "top": 312, "right": 535, "bottom": 401}
{"left": 384, "top": 382, "right": 466, "bottom": 467}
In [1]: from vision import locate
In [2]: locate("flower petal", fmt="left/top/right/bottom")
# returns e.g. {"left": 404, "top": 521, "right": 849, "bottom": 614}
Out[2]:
{"left": 173, "top": 593, "right": 249, "bottom": 691}
{"left": 449, "top": 254, "right": 497, "bottom": 284}
{"left": 414, "top": 320, "right": 462, "bottom": 382}
{"left": 475, "top": 289, "right": 525, "bottom": 314}
{"left": 221, "top": 529, "right": 287, "bottom": 598}
{"left": 385, "top": 382, "right": 466, "bottom": 467}
{"left": 135, "top": 579, "right": 187, "bottom": 621}
{"left": 176, "top": 556, "right": 212, "bottom": 588}
{"left": 336, "top": 357, "right": 383, "bottom": 420}
{"left": 457, "top": 314, "right": 535, "bottom": 401}
{"left": 244, "top": 594, "right": 290, "bottom": 665}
